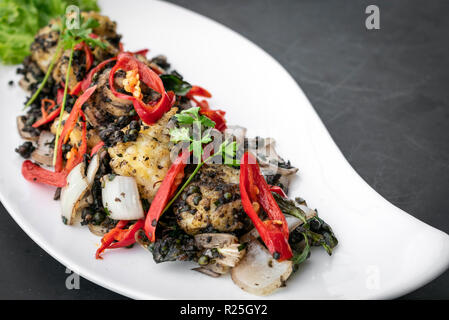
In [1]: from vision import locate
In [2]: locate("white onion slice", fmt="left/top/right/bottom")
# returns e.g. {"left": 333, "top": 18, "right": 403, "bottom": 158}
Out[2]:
{"left": 86, "top": 154, "right": 100, "bottom": 182}
{"left": 31, "top": 131, "right": 55, "bottom": 166}
{"left": 60, "top": 155, "right": 100, "bottom": 225}
{"left": 101, "top": 175, "right": 144, "bottom": 220}
{"left": 231, "top": 240, "right": 293, "bottom": 296}
{"left": 61, "top": 163, "right": 89, "bottom": 225}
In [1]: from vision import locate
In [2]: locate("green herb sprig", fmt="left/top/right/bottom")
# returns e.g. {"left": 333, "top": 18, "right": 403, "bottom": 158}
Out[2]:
{"left": 52, "top": 13, "right": 106, "bottom": 165}
{"left": 163, "top": 107, "right": 239, "bottom": 212}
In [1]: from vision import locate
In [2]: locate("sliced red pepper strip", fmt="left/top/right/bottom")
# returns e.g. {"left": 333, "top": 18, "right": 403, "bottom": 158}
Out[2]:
{"left": 187, "top": 86, "right": 227, "bottom": 132}
{"left": 23, "top": 110, "right": 89, "bottom": 187}
{"left": 55, "top": 85, "right": 97, "bottom": 172}
{"left": 108, "top": 52, "right": 173, "bottom": 125}
{"left": 246, "top": 153, "right": 289, "bottom": 237}
{"left": 56, "top": 88, "right": 64, "bottom": 105}
{"left": 69, "top": 81, "right": 82, "bottom": 96}
{"left": 40, "top": 98, "right": 53, "bottom": 118}
{"left": 187, "top": 85, "right": 212, "bottom": 98}
{"left": 144, "top": 149, "right": 190, "bottom": 242}
{"left": 90, "top": 141, "right": 105, "bottom": 157}
{"left": 65, "top": 110, "right": 88, "bottom": 173}
{"left": 74, "top": 42, "right": 93, "bottom": 71}
{"left": 240, "top": 152, "right": 292, "bottom": 261}
{"left": 269, "top": 185, "right": 288, "bottom": 198}
{"left": 81, "top": 56, "right": 117, "bottom": 92}
{"left": 60, "top": 42, "right": 94, "bottom": 95}
{"left": 21, "top": 160, "right": 67, "bottom": 187}
{"left": 32, "top": 99, "right": 61, "bottom": 128}
{"left": 133, "top": 49, "right": 149, "bottom": 57}
{"left": 109, "top": 219, "right": 145, "bottom": 249}
{"left": 95, "top": 220, "right": 129, "bottom": 259}
{"left": 32, "top": 106, "right": 62, "bottom": 128}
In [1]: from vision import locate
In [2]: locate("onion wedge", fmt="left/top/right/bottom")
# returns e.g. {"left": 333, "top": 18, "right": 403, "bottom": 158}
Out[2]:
{"left": 60, "top": 154, "right": 100, "bottom": 225}
{"left": 101, "top": 175, "right": 144, "bottom": 221}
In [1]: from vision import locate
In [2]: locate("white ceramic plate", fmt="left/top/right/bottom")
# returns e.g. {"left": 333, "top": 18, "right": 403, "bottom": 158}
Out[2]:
{"left": 0, "top": 0, "right": 448, "bottom": 300}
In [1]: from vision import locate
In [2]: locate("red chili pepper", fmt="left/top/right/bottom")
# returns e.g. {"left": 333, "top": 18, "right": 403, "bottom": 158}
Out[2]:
{"left": 55, "top": 85, "right": 97, "bottom": 172}
{"left": 240, "top": 152, "right": 292, "bottom": 261}
{"left": 64, "top": 110, "right": 88, "bottom": 173}
{"left": 81, "top": 56, "right": 117, "bottom": 92}
{"left": 144, "top": 149, "right": 190, "bottom": 242}
{"left": 109, "top": 219, "right": 145, "bottom": 249}
{"left": 32, "top": 105, "right": 61, "bottom": 128}
{"left": 133, "top": 49, "right": 149, "bottom": 57}
{"left": 108, "top": 52, "right": 174, "bottom": 125}
{"left": 90, "top": 141, "right": 105, "bottom": 157}
{"left": 32, "top": 99, "right": 61, "bottom": 128}
{"left": 95, "top": 220, "right": 129, "bottom": 259}
{"left": 186, "top": 86, "right": 227, "bottom": 132}
{"left": 187, "top": 86, "right": 212, "bottom": 98}
{"left": 56, "top": 88, "right": 64, "bottom": 105}
{"left": 74, "top": 42, "right": 93, "bottom": 71}
{"left": 69, "top": 81, "right": 82, "bottom": 96}
{"left": 60, "top": 42, "right": 94, "bottom": 96}
{"left": 269, "top": 185, "right": 288, "bottom": 198}
{"left": 22, "top": 109, "right": 89, "bottom": 187}
{"left": 21, "top": 160, "right": 67, "bottom": 187}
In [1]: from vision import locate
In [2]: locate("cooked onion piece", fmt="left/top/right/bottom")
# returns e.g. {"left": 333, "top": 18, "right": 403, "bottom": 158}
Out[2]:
{"left": 86, "top": 154, "right": 100, "bottom": 182}
{"left": 101, "top": 175, "right": 144, "bottom": 221}
{"left": 231, "top": 240, "right": 293, "bottom": 296}
{"left": 61, "top": 163, "right": 89, "bottom": 225}
{"left": 31, "top": 131, "right": 55, "bottom": 166}
{"left": 60, "top": 155, "right": 100, "bottom": 225}
{"left": 194, "top": 233, "right": 246, "bottom": 276}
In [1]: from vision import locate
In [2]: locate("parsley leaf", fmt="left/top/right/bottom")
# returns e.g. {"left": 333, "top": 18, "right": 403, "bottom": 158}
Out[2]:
{"left": 169, "top": 127, "right": 191, "bottom": 143}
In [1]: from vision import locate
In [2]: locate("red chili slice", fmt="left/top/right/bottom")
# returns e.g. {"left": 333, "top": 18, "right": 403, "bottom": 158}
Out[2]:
{"left": 240, "top": 152, "right": 292, "bottom": 261}
{"left": 144, "top": 149, "right": 190, "bottom": 242}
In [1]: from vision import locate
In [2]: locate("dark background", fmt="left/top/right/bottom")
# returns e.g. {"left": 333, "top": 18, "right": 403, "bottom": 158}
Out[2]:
{"left": 1, "top": 0, "right": 448, "bottom": 299}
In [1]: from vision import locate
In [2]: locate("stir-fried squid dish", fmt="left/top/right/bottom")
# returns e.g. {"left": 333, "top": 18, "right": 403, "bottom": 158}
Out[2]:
{"left": 14, "top": 11, "right": 337, "bottom": 296}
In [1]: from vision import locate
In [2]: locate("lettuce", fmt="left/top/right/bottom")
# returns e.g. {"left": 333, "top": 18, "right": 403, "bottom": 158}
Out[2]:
{"left": 0, "top": 0, "right": 99, "bottom": 64}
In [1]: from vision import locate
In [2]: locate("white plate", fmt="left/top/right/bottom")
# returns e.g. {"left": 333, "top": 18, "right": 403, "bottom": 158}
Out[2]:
{"left": 0, "top": 0, "right": 448, "bottom": 300}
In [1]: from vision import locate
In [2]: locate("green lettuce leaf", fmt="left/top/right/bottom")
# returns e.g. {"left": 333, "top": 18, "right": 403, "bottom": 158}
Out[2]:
{"left": 0, "top": 0, "right": 99, "bottom": 64}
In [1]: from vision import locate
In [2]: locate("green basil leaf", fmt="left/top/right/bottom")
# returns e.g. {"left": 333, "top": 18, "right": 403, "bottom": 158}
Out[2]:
{"left": 160, "top": 74, "right": 192, "bottom": 96}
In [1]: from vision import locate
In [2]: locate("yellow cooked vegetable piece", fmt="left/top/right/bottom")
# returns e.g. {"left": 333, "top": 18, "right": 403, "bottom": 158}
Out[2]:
{"left": 108, "top": 108, "right": 177, "bottom": 201}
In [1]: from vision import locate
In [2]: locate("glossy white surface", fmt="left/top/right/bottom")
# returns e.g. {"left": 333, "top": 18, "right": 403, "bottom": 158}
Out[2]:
{"left": 0, "top": 0, "right": 448, "bottom": 299}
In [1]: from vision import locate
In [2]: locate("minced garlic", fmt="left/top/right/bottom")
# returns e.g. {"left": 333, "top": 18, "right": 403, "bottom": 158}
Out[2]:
{"left": 123, "top": 69, "right": 143, "bottom": 99}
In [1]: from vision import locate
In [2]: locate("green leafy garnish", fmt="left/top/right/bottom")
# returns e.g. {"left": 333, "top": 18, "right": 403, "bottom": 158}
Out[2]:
{"left": 219, "top": 140, "right": 239, "bottom": 166}
{"left": 0, "top": 0, "right": 99, "bottom": 65}
{"left": 51, "top": 11, "right": 106, "bottom": 165}
{"left": 160, "top": 74, "right": 192, "bottom": 96}
{"left": 163, "top": 107, "right": 239, "bottom": 213}
{"left": 59, "top": 15, "right": 106, "bottom": 49}
{"left": 170, "top": 106, "right": 215, "bottom": 160}
{"left": 272, "top": 193, "right": 338, "bottom": 270}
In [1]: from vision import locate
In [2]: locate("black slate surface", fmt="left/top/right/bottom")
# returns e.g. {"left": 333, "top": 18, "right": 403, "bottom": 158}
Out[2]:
{"left": 1, "top": 0, "right": 448, "bottom": 299}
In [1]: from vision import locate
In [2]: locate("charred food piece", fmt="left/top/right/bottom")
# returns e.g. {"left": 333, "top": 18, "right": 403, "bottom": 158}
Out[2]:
{"left": 83, "top": 68, "right": 133, "bottom": 127}
{"left": 173, "top": 165, "right": 248, "bottom": 235}
{"left": 108, "top": 108, "right": 177, "bottom": 201}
